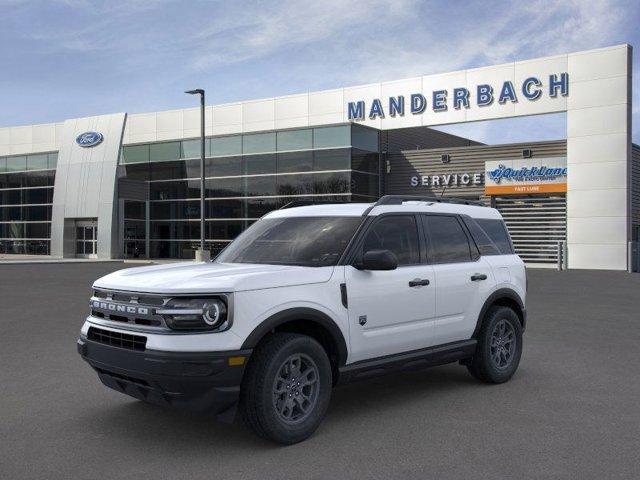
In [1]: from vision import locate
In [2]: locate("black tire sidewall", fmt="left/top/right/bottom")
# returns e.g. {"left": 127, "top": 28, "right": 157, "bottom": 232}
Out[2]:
{"left": 252, "top": 334, "right": 332, "bottom": 444}
{"left": 477, "top": 307, "right": 523, "bottom": 383}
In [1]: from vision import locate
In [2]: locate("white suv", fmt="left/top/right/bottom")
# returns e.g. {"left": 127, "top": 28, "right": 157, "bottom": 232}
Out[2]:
{"left": 78, "top": 195, "right": 526, "bottom": 444}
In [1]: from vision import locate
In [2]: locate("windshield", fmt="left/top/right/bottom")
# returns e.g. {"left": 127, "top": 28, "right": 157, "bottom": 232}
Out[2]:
{"left": 216, "top": 216, "right": 363, "bottom": 267}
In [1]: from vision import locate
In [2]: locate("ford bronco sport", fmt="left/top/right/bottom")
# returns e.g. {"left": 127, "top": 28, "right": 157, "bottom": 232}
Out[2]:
{"left": 78, "top": 195, "right": 526, "bottom": 444}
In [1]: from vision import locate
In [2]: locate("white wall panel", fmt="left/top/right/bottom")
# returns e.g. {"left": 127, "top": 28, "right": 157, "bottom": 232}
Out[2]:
{"left": 567, "top": 188, "right": 627, "bottom": 218}
{"left": 567, "top": 103, "right": 628, "bottom": 138}
{"left": 567, "top": 217, "right": 627, "bottom": 244}
{"left": 567, "top": 76, "right": 628, "bottom": 110}
{"left": 308, "top": 89, "right": 343, "bottom": 116}
{"left": 568, "top": 46, "right": 629, "bottom": 82}
{"left": 275, "top": 94, "right": 308, "bottom": 120}
{"left": 567, "top": 244, "right": 628, "bottom": 270}
{"left": 567, "top": 133, "right": 628, "bottom": 164}
{"left": 567, "top": 161, "right": 626, "bottom": 191}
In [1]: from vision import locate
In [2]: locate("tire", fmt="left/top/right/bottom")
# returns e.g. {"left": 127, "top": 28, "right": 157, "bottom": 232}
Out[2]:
{"left": 467, "top": 306, "right": 523, "bottom": 384}
{"left": 240, "top": 332, "right": 332, "bottom": 444}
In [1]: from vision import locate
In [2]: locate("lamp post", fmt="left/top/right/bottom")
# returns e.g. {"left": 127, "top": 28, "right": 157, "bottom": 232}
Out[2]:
{"left": 185, "top": 88, "right": 209, "bottom": 262}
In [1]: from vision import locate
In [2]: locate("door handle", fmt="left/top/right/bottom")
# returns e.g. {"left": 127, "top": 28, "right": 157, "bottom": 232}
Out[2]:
{"left": 409, "top": 278, "right": 430, "bottom": 287}
{"left": 471, "top": 273, "right": 487, "bottom": 281}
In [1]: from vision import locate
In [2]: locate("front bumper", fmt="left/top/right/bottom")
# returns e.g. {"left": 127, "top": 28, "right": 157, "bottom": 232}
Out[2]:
{"left": 77, "top": 336, "right": 251, "bottom": 420}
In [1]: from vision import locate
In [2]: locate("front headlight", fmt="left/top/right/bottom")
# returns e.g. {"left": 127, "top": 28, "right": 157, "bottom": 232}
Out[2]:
{"left": 157, "top": 297, "right": 230, "bottom": 331}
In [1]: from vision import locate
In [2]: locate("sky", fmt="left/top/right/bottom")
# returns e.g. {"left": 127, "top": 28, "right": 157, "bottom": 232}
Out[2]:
{"left": 0, "top": 0, "right": 638, "bottom": 144}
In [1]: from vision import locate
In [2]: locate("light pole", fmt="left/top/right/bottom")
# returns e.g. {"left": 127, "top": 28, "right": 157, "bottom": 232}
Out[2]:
{"left": 185, "top": 88, "right": 209, "bottom": 261}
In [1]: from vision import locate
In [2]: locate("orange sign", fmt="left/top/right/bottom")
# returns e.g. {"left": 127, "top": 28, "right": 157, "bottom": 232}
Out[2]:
{"left": 485, "top": 183, "right": 567, "bottom": 195}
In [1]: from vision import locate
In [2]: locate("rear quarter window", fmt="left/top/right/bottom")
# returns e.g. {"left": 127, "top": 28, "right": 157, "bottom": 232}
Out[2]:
{"left": 475, "top": 218, "right": 514, "bottom": 255}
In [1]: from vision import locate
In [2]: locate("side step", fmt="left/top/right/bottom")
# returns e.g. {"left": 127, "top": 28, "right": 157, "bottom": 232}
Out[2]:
{"left": 337, "top": 339, "right": 476, "bottom": 384}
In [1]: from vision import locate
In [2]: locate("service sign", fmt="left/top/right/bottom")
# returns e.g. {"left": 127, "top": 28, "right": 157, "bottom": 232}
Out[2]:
{"left": 485, "top": 157, "right": 567, "bottom": 195}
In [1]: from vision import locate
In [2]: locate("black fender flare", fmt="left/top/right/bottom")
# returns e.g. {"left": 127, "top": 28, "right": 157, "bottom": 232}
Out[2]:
{"left": 472, "top": 288, "right": 526, "bottom": 338}
{"left": 241, "top": 307, "right": 349, "bottom": 366}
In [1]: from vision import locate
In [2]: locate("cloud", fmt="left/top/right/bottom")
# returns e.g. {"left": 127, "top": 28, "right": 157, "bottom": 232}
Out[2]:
{"left": 1, "top": 0, "right": 638, "bottom": 141}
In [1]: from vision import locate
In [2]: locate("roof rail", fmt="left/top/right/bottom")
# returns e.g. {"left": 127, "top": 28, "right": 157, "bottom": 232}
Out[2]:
{"left": 363, "top": 195, "right": 485, "bottom": 215}
{"left": 279, "top": 200, "right": 346, "bottom": 210}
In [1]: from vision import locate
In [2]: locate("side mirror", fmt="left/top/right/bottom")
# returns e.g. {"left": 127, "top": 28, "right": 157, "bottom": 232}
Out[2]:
{"left": 357, "top": 249, "right": 398, "bottom": 271}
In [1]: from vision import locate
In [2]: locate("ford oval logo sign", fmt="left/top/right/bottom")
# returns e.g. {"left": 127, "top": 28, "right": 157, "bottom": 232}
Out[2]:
{"left": 76, "top": 131, "right": 103, "bottom": 148}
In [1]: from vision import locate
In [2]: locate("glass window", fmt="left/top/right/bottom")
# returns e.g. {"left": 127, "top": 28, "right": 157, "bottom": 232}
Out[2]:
{"left": 461, "top": 217, "right": 499, "bottom": 256}
{"left": 277, "top": 129, "right": 312, "bottom": 151}
{"left": 6, "top": 156, "right": 27, "bottom": 172}
{"left": 206, "top": 220, "right": 245, "bottom": 240}
{"left": 423, "top": 215, "right": 472, "bottom": 264}
{"left": 362, "top": 215, "right": 420, "bottom": 266}
{"left": 476, "top": 218, "right": 513, "bottom": 255}
{"left": 277, "top": 151, "right": 313, "bottom": 173}
{"left": 313, "top": 172, "right": 350, "bottom": 195}
{"left": 23, "top": 188, "right": 52, "bottom": 204}
{"left": 48, "top": 153, "right": 58, "bottom": 169}
{"left": 211, "top": 136, "right": 242, "bottom": 157}
{"left": 313, "top": 126, "right": 350, "bottom": 149}
{"left": 207, "top": 200, "right": 244, "bottom": 219}
{"left": 243, "top": 133, "right": 276, "bottom": 154}
{"left": 150, "top": 200, "right": 200, "bottom": 220}
{"left": 150, "top": 142, "right": 181, "bottom": 162}
{"left": 206, "top": 177, "right": 244, "bottom": 197}
{"left": 247, "top": 198, "right": 281, "bottom": 218}
{"left": 124, "top": 201, "right": 146, "bottom": 220}
{"left": 244, "top": 154, "right": 276, "bottom": 175}
{"left": 350, "top": 172, "right": 379, "bottom": 197}
{"left": 351, "top": 150, "right": 379, "bottom": 173}
{"left": 314, "top": 149, "right": 350, "bottom": 171}
{"left": 150, "top": 160, "right": 188, "bottom": 181}
{"left": 351, "top": 125, "right": 379, "bottom": 152}
{"left": 27, "top": 154, "right": 49, "bottom": 170}
{"left": 206, "top": 156, "right": 243, "bottom": 177}
{"left": 181, "top": 139, "right": 201, "bottom": 159}
{"left": 0, "top": 158, "right": 6, "bottom": 173}
{"left": 150, "top": 180, "right": 200, "bottom": 200}
{"left": 217, "top": 216, "right": 362, "bottom": 267}
{"left": 119, "top": 163, "right": 150, "bottom": 181}
{"left": 276, "top": 174, "right": 314, "bottom": 196}
{"left": 246, "top": 175, "right": 277, "bottom": 197}
{"left": 122, "top": 145, "right": 149, "bottom": 164}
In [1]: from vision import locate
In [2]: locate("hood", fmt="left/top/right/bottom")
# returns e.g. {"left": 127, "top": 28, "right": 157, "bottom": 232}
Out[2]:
{"left": 93, "top": 262, "right": 335, "bottom": 294}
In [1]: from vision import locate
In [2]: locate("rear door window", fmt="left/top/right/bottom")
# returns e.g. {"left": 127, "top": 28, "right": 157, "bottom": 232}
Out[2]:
{"left": 422, "top": 215, "right": 472, "bottom": 264}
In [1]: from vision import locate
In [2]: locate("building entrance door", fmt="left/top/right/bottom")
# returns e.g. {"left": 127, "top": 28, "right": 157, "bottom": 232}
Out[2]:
{"left": 76, "top": 220, "right": 98, "bottom": 258}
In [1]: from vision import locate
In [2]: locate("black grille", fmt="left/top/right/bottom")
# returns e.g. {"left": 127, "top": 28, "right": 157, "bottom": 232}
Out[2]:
{"left": 88, "top": 327, "right": 147, "bottom": 351}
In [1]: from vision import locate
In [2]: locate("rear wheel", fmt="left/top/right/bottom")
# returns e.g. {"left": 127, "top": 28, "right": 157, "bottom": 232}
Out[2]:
{"left": 467, "top": 306, "right": 523, "bottom": 383}
{"left": 240, "top": 333, "right": 332, "bottom": 444}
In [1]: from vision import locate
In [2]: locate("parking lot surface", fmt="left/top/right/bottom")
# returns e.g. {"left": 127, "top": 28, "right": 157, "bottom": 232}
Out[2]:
{"left": 1, "top": 263, "right": 639, "bottom": 479}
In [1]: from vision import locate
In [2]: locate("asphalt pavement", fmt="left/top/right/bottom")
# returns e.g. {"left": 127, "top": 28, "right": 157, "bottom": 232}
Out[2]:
{"left": 1, "top": 263, "right": 639, "bottom": 479}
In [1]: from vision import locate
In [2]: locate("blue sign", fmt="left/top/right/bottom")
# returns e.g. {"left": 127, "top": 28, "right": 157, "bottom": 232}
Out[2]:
{"left": 488, "top": 164, "right": 567, "bottom": 184}
{"left": 76, "top": 131, "right": 104, "bottom": 148}
{"left": 348, "top": 73, "right": 569, "bottom": 121}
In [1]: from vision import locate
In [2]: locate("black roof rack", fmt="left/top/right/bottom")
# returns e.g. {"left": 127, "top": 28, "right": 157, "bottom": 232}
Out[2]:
{"left": 374, "top": 195, "right": 485, "bottom": 207}
{"left": 361, "top": 195, "right": 485, "bottom": 216}
{"left": 279, "top": 200, "right": 347, "bottom": 210}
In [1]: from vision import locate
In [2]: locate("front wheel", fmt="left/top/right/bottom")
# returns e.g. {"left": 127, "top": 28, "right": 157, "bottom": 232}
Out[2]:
{"left": 240, "top": 333, "right": 332, "bottom": 444}
{"left": 467, "top": 306, "right": 523, "bottom": 383}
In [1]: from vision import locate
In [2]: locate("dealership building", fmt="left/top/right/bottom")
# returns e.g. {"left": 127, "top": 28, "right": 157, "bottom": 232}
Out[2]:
{"left": 0, "top": 44, "right": 637, "bottom": 270}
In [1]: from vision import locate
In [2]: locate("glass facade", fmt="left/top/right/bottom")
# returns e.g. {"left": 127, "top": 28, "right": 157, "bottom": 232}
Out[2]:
{"left": 0, "top": 152, "right": 57, "bottom": 254}
{"left": 119, "top": 124, "right": 380, "bottom": 259}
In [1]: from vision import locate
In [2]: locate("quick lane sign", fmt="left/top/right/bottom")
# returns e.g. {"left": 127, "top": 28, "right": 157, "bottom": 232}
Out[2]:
{"left": 485, "top": 157, "right": 567, "bottom": 195}
{"left": 348, "top": 73, "right": 569, "bottom": 121}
